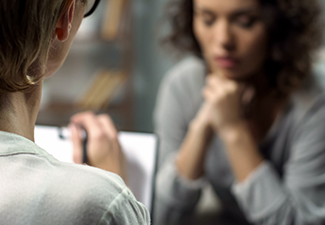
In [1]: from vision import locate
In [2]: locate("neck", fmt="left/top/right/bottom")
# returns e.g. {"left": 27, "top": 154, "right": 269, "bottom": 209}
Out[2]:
{"left": 0, "top": 81, "right": 43, "bottom": 142}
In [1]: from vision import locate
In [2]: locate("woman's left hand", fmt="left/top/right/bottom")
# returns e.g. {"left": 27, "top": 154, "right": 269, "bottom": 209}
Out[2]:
{"left": 203, "top": 74, "right": 254, "bottom": 135}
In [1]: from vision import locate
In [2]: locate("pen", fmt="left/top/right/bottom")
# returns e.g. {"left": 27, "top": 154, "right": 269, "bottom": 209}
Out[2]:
{"left": 58, "top": 126, "right": 88, "bottom": 164}
{"left": 81, "top": 127, "right": 88, "bottom": 164}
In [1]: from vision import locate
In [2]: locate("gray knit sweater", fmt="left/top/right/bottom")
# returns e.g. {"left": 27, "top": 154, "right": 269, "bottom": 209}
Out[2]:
{"left": 153, "top": 56, "right": 325, "bottom": 225}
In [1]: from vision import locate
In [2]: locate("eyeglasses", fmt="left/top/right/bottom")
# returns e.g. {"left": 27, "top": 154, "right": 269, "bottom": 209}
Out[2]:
{"left": 84, "top": 0, "right": 101, "bottom": 18}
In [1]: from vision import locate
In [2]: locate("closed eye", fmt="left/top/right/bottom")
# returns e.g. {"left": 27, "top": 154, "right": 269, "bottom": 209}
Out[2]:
{"left": 194, "top": 8, "right": 217, "bottom": 27}
{"left": 235, "top": 15, "right": 259, "bottom": 28}
{"left": 203, "top": 14, "right": 216, "bottom": 26}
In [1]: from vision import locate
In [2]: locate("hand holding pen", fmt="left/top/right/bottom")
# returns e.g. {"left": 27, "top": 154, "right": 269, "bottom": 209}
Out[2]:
{"left": 69, "top": 112, "right": 127, "bottom": 183}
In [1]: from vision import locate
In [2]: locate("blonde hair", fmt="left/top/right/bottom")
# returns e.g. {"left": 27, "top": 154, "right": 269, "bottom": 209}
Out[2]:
{"left": 0, "top": 0, "right": 72, "bottom": 93}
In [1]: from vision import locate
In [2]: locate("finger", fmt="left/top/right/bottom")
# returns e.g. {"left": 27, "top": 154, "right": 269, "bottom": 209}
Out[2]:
{"left": 239, "top": 86, "right": 256, "bottom": 118}
{"left": 227, "top": 81, "right": 241, "bottom": 94}
{"left": 205, "top": 76, "right": 220, "bottom": 94}
{"left": 204, "top": 76, "right": 224, "bottom": 95}
{"left": 97, "top": 114, "right": 118, "bottom": 140}
{"left": 70, "top": 111, "right": 95, "bottom": 124}
{"left": 206, "top": 74, "right": 231, "bottom": 90}
{"left": 206, "top": 75, "right": 217, "bottom": 86}
{"left": 71, "top": 112, "right": 103, "bottom": 140}
{"left": 69, "top": 123, "right": 83, "bottom": 164}
{"left": 209, "top": 70, "right": 223, "bottom": 78}
{"left": 203, "top": 86, "right": 209, "bottom": 98}
{"left": 242, "top": 86, "right": 255, "bottom": 105}
{"left": 203, "top": 86, "right": 215, "bottom": 101}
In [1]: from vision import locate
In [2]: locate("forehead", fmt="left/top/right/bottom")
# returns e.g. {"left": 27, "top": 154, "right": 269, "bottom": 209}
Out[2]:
{"left": 193, "top": 0, "right": 260, "bottom": 13}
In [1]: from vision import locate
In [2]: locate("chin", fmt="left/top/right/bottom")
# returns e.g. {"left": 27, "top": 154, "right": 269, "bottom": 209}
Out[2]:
{"left": 213, "top": 68, "right": 248, "bottom": 81}
{"left": 224, "top": 72, "right": 247, "bottom": 81}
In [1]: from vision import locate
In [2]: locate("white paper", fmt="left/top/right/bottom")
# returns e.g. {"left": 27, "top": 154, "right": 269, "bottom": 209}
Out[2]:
{"left": 34, "top": 125, "right": 157, "bottom": 211}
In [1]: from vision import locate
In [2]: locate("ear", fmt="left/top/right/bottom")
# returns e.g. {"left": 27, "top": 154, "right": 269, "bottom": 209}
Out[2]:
{"left": 55, "top": 0, "right": 75, "bottom": 42}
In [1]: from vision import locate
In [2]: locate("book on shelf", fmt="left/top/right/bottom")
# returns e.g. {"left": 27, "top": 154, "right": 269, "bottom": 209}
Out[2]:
{"left": 77, "top": 70, "right": 126, "bottom": 110}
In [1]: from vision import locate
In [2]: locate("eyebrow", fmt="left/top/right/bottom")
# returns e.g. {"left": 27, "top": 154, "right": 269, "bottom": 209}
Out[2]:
{"left": 194, "top": 7, "right": 215, "bottom": 16}
{"left": 194, "top": 6, "right": 259, "bottom": 17}
{"left": 231, "top": 7, "right": 259, "bottom": 17}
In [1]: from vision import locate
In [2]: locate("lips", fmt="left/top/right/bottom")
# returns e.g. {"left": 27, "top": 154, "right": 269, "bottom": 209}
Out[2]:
{"left": 214, "top": 56, "right": 239, "bottom": 68}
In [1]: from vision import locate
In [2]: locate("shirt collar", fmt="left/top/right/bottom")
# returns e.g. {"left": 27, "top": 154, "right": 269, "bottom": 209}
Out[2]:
{"left": 0, "top": 131, "right": 47, "bottom": 157}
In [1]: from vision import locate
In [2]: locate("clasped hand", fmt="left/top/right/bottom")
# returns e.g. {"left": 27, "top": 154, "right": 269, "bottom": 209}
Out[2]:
{"left": 198, "top": 74, "right": 255, "bottom": 135}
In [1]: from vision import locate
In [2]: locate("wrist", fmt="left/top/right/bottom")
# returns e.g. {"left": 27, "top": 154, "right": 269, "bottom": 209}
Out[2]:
{"left": 190, "top": 118, "right": 211, "bottom": 135}
{"left": 219, "top": 122, "right": 250, "bottom": 143}
{"left": 176, "top": 119, "right": 214, "bottom": 181}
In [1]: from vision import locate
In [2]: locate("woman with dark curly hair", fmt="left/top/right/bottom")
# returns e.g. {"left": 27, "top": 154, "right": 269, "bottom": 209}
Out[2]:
{"left": 153, "top": 0, "right": 325, "bottom": 224}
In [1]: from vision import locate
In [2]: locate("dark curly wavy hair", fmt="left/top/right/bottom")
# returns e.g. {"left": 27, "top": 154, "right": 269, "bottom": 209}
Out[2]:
{"left": 163, "top": 0, "right": 323, "bottom": 95}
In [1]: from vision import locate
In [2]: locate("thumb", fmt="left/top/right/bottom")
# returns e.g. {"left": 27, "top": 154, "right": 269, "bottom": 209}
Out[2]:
{"left": 240, "top": 86, "right": 256, "bottom": 118}
{"left": 69, "top": 123, "right": 83, "bottom": 164}
{"left": 242, "top": 86, "right": 255, "bottom": 106}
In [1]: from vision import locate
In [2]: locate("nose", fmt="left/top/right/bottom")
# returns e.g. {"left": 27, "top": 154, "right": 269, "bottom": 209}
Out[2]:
{"left": 213, "top": 19, "right": 235, "bottom": 51}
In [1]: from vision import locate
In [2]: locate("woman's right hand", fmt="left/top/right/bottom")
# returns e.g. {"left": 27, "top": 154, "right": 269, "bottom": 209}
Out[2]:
{"left": 69, "top": 112, "right": 127, "bottom": 183}
{"left": 191, "top": 101, "right": 214, "bottom": 131}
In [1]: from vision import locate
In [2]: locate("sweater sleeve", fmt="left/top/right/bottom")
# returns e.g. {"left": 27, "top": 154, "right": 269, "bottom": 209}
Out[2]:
{"left": 153, "top": 65, "right": 205, "bottom": 225}
{"left": 232, "top": 102, "right": 325, "bottom": 225}
{"left": 154, "top": 154, "right": 206, "bottom": 225}
{"left": 98, "top": 186, "right": 151, "bottom": 225}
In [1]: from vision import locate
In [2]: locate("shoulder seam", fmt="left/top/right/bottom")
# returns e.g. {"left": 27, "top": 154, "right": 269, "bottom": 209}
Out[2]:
{"left": 97, "top": 187, "right": 131, "bottom": 224}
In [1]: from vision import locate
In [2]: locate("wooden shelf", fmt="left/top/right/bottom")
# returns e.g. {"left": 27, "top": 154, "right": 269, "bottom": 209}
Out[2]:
{"left": 37, "top": 98, "right": 134, "bottom": 131}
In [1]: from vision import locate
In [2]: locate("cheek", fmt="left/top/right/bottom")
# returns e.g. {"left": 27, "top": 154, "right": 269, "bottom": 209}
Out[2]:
{"left": 193, "top": 19, "right": 212, "bottom": 54}
{"left": 239, "top": 27, "right": 267, "bottom": 70}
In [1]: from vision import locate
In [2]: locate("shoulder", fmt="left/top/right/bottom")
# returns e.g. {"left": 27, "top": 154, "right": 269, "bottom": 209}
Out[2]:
{"left": 50, "top": 161, "right": 128, "bottom": 199}
{"left": 289, "top": 73, "right": 325, "bottom": 125}
{"left": 46, "top": 161, "right": 149, "bottom": 224}
{"left": 47, "top": 161, "right": 126, "bottom": 204}
{"left": 283, "top": 74, "right": 325, "bottom": 161}
{"left": 154, "top": 56, "right": 206, "bottom": 122}
{"left": 278, "top": 75, "right": 325, "bottom": 184}
{"left": 160, "top": 56, "right": 206, "bottom": 96}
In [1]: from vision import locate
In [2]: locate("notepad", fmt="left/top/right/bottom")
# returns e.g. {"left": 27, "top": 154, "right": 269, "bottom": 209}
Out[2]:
{"left": 34, "top": 125, "right": 157, "bottom": 211}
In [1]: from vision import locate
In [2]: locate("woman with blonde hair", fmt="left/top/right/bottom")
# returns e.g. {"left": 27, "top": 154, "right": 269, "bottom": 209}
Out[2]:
{"left": 0, "top": 0, "right": 149, "bottom": 224}
{"left": 154, "top": 0, "right": 325, "bottom": 224}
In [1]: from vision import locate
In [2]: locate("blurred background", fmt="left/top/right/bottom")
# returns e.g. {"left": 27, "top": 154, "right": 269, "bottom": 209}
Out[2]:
{"left": 37, "top": 0, "right": 325, "bottom": 133}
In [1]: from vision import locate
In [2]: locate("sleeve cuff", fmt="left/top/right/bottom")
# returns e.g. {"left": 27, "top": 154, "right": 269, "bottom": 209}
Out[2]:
{"left": 156, "top": 153, "right": 205, "bottom": 209}
{"left": 175, "top": 152, "right": 207, "bottom": 190}
{"left": 231, "top": 161, "right": 287, "bottom": 221}
{"left": 178, "top": 174, "right": 207, "bottom": 190}
{"left": 232, "top": 161, "right": 269, "bottom": 193}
